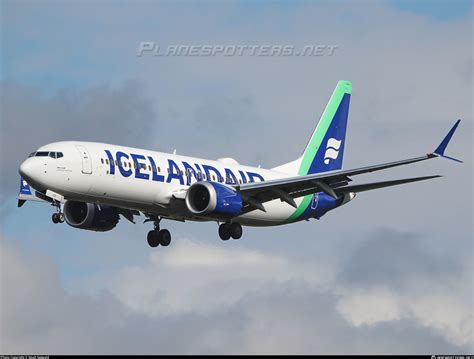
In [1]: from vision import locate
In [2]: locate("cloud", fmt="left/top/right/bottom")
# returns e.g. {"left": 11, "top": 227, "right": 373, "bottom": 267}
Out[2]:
{"left": 82, "top": 239, "right": 323, "bottom": 317}
{"left": 2, "top": 228, "right": 471, "bottom": 354}
{"left": 337, "top": 228, "right": 463, "bottom": 289}
{"left": 335, "top": 228, "right": 473, "bottom": 349}
{"left": 0, "top": 80, "right": 156, "bottom": 213}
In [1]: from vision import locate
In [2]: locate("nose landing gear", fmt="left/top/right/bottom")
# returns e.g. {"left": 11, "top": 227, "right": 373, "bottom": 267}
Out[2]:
{"left": 52, "top": 212, "right": 65, "bottom": 224}
{"left": 51, "top": 202, "right": 64, "bottom": 224}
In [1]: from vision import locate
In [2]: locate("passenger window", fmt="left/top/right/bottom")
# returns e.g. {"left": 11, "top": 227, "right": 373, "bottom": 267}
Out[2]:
{"left": 101, "top": 158, "right": 104, "bottom": 164}
{"left": 105, "top": 159, "right": 109, "bottom": 165}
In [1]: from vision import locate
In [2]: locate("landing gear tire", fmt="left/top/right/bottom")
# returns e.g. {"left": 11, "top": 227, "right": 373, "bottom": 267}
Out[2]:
{"left": 230, "top": 222, "right": 242, "bottom": 240}
{"left": 58, "top": 212, "right": 65, "bottom": 223}
{"left": 147, "top": 229, "right": 172, "bottom": 247}
{"left": 52, "top": 213, "right": 59, "bottom": 224}
{"left": 219, "top": 223, "right": 231, "bottom": 241}
{"left": 147, "top": 230, "right": 160, "bottom": 248}
{"left": 158, "top": 229, "right": 171, "bottom": 247}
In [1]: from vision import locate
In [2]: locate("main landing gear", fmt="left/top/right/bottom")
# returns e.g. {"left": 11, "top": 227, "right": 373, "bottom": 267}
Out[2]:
{"left": 147, "top": 219, "right": 172, "bottom": 247}
{"left": 51, "top": 202, "right": 64, "bottom": 224}
{"left": 218, "top": 222, "right": 242, "bottom": 241}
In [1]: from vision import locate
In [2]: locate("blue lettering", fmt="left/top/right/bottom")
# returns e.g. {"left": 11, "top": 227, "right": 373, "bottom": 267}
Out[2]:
{"left": 182, "top": 161, "right": 201, "bottom": 186}
{"left": 131, "top": 153, "right": 149, "bottom": 180}
{"left": 104, "top": 150, "right": 115, "bottom": 175}
{"left": 194, "top": 163, "right": 203, "bottom": 181}
{"left": 202, "top": 164, "right": 223, "bottom": 183}
{"left": 116, "top": 151, "right": 132, "bottom": 177}
{"left": 148, "top": 156, "right": 164, "bottom": 182}
{"left": 224, "top": 168, "right": 238, "bottom": 184}
{"left": 167, "top": 159, "right": 184, "bottom": 185}
{"left": 238, "top": 170, "right": 247, "bottom": 183}
{"left": 247, "top": 171, "right": 265, "bottom": 183}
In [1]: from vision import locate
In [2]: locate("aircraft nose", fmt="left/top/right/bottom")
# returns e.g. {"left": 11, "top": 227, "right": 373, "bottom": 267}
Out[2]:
{"left": 19, "top": 159, "right": 41, "bottom": 183}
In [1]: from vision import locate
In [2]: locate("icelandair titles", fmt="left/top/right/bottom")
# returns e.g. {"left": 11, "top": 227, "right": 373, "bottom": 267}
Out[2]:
{"left": 104, "top": 150, "right": 264, "bottom": 185}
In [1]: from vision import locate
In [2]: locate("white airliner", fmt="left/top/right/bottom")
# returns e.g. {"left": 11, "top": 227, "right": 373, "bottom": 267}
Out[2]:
{"left": 18, "top": 81, "right": 462, "bottom": 247}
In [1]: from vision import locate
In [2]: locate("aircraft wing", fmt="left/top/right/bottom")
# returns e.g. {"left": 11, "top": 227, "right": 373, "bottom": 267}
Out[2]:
{"left": 333, "top": 175, "right": 442, "bottom": 194}
{"left": 236, "top": 120, "right": 461, "bottom": 212}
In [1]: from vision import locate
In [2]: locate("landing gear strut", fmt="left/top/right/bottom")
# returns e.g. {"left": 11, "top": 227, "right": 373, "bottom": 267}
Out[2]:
{"left": 51, "top": 202, "right": 64, "bottom": 224}
{"left": 147, "top": 218, "right": 172, "bottom": 248}
{"left": 219, "top": 222, "right": 242, "bottom": 241}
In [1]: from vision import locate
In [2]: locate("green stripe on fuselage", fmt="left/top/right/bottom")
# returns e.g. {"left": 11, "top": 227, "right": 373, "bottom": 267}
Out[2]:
{"left": 286, "top": 80, "right": 351, "bottom": 223}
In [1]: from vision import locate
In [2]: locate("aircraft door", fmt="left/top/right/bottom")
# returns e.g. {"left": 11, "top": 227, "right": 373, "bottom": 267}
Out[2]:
{"left": 76, "top": 145, "right": 93, "bottom": 174}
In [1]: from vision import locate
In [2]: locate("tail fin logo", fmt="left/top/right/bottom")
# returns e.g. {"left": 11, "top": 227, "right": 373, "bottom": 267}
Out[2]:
{"left": 324, "top": 138, "right": 342, "bottom": 164}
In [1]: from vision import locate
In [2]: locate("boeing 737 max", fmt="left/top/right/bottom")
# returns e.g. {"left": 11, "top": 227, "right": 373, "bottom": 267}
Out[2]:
{"left": 18, "top": 81, "right": 462, "bottom": 247}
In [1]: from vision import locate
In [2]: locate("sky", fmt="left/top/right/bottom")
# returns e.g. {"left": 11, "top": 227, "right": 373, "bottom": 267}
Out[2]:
{"left": 1, "top": 0, "right": 473, "bottom": 354}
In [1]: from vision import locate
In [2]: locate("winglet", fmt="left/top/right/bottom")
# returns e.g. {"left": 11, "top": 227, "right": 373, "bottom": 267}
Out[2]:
{"left": 433, "top": 119, "right": 462, "bottom": 163}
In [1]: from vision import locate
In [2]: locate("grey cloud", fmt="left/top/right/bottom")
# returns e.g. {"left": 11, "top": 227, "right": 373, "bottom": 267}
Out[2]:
{"left": 337, "top": 228, "right": 464, "bottom": 289}
{"left": 1, "top": 240, "right": 468, "bottom": 354}
{"left": 190, "top": 96, "right": 268, "bottom": 162}
{"left": 0, "top": 80, "right": 157, "bottom": 211}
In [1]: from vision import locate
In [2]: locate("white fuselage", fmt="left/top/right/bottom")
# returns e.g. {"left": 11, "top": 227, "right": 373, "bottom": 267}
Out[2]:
{"left": 19, "top": 141, "right": 302, "bottom": 226}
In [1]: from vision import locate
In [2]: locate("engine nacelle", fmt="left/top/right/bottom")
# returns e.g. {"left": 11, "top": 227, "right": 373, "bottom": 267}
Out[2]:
{"left": 185, "top": 182, "right": 243, "bottom": 217}
{"left": 63, "top": 200, "right": 119, "bottom": 232}
{"left": 311, "top": 192, "right": 356, "bottom": 219}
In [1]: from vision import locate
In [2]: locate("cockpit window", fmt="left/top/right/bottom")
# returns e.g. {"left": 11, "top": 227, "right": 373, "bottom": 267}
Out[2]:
{"left": 33, "top": 151, "right": 64, "bottom": 159}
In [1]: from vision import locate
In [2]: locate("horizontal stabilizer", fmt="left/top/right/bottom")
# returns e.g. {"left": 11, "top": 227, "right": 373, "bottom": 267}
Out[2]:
{"left": 336, "top": 175, "right": 441, "bottom": 194}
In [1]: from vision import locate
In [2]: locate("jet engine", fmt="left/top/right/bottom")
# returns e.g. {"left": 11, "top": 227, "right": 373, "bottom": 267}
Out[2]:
{"left": 185, "top": 182, "right": 243, "bottom": 217}
{"left": 63, "top": 200, "right": 119, "bottom": 232}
